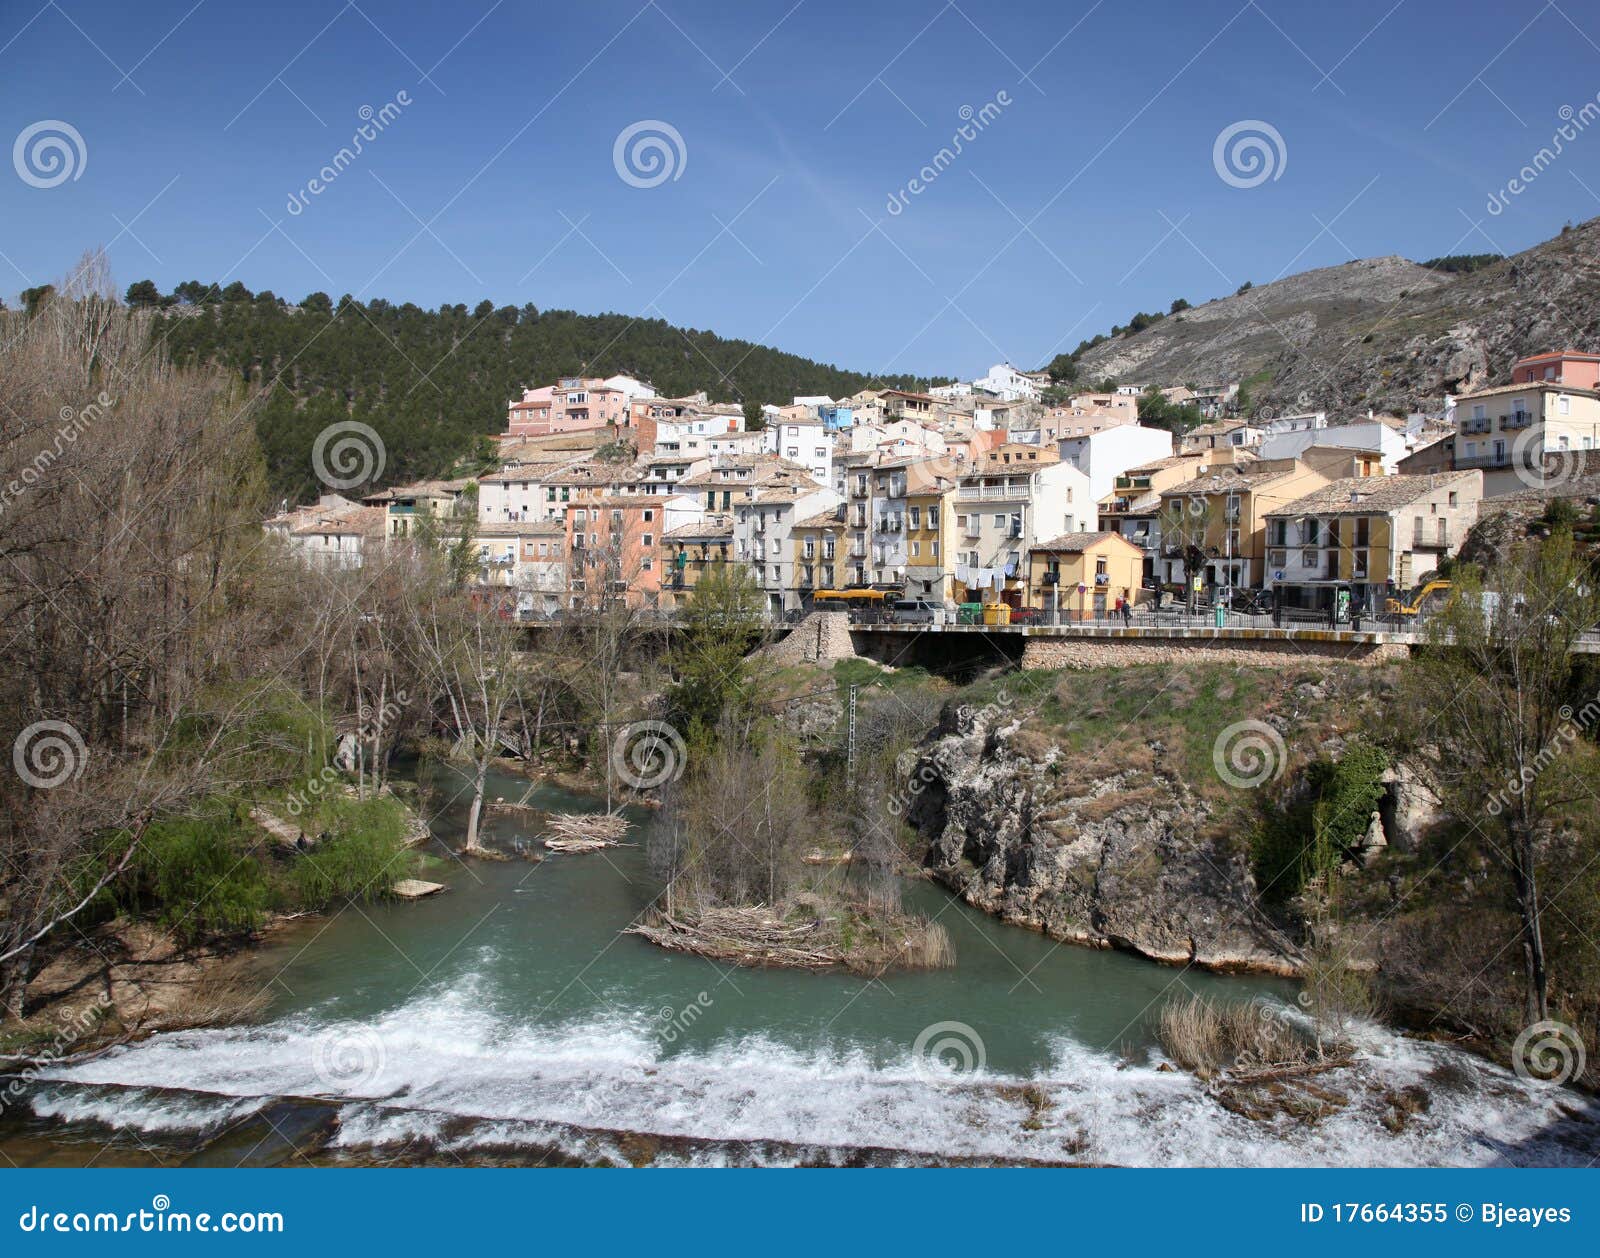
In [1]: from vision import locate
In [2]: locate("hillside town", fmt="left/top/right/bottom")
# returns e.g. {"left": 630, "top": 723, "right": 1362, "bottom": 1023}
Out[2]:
{"left": 265, "top": 349, "right": 1600, "bottom": 625}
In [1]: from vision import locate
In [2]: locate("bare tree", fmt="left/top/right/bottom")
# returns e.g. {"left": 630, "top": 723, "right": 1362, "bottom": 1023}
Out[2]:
{"left": 1406, "top": 530, "right": 1600, "bottom": 1023}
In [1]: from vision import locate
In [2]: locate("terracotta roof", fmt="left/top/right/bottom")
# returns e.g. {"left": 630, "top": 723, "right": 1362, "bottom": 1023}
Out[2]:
{"left": 663, "top": 516, "right": 733, "bottom": 540}
{"left": 279, "top": 504, "right": 386, "bottom": 538}
{"left": 1031, "top": 530, "right": 1135, "bottom": 553}
{"left": 1265, "top": 472, "right": 1479, "bottom": 517}
{"left": 476, "top": 519, "right": 565, "bottom": 537}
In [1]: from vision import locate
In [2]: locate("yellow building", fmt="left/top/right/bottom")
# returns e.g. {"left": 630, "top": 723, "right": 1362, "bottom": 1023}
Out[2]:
{"left": 660, "top": 515, "right": 733, "bottom": 609}
{"left": 904, "top": 462, "right": 957, "bottom": 603}
{"left": 1028, "top": 532, "right": 1146, "bottom": 620}
{"left": 1155, "top": 459, "right": 1332, "bottom": 592}
{"left": 789, "top": 509, "right": 847, "bottom": 600}
{"left": 1262, "top": 471, "right": 1483, "bottom": 612}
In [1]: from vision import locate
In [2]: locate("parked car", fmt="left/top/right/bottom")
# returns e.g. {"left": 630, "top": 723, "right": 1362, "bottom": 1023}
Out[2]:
{"left": 890, "top": 599, "right": 941, "bottom": 625}
{"left": 1009, "top": 606, "right": 1040, "bottom": 625}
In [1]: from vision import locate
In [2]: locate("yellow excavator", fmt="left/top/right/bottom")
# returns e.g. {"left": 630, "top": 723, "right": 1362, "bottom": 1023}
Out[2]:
{"left": 1384, "top": 578, "right": 1452, "bottom": 617}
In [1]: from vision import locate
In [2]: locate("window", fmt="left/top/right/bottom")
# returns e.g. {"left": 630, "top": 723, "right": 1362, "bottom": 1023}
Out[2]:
{"left": 910, "top": 541, "right": 921, "bottom": 557}
{"left": 642, "top": 534, "right": 653, "bottom": 547}
{"left": 909, "top": 506, "right": 921, "bottom": 529}
{"left": 1301, "top": 549, "right": 1317, "bottom": 567}
{"left": 993, "top": 514, "right": 1005, "bottom": 528}
{"left": 1447, "top": 491, "right": 1458, "bottom": 507}
{"left": 643, "top": 509, "right": 654, "bottom": 522}
{"left": 1559, "top": 395, "right": 1571, "bottom": 415}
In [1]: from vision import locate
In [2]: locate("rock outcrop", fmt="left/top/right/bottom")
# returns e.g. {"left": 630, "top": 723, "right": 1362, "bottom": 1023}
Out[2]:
{"left": 909, "top": 702, "right": 1299, "bottom": 974}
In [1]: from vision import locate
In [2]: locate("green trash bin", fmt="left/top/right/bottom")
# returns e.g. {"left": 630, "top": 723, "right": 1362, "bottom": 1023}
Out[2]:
{"left": 1214, "top": 604, "right": 1225, "bottom": 629}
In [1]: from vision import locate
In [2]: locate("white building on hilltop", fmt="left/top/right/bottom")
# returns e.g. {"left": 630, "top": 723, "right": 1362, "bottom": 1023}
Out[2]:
{"left": 973, "top": 362, "right": 1042, "bottom": 402}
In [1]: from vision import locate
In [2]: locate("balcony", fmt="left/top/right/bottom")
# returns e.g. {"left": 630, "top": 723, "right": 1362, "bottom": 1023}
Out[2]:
{"left": 1500, "top": 412, "right": 1533, "bottom": 430}
{"left": 957, "top": 483, "right": 1027, "bottom": 502}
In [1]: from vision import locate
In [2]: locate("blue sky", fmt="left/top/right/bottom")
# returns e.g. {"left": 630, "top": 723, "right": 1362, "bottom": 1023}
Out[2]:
{"left": 5, "top": 0, "right": 1600, "bottom": 380}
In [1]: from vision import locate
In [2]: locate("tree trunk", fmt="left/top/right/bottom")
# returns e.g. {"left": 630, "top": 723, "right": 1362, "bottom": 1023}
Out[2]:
{"left": 1, "top": 946, "right": 34, "bottom": 1022}
{"left": 464, "top": 757, "right": 488, "bottom": 852}
{"left": 1511, "top": 824, "right": 1549, "bottom": 1023}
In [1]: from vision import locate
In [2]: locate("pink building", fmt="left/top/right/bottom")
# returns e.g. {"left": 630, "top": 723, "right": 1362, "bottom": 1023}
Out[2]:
{"left": 1511, "top": 350, "right": 1600, "bottom": 389}
{"left": 506, "top": 377, "right": 631, "bottom": 437}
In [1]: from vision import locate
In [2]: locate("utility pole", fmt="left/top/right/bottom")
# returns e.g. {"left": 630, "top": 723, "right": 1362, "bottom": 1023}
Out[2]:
{"left": 846, "top": 683, "right": 858, "bottom": 791}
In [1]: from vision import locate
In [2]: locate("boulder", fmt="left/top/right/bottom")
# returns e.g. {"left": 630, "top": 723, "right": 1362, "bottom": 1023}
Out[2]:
{"left": 392, "top": 879, "right": 446, "bottom": 899}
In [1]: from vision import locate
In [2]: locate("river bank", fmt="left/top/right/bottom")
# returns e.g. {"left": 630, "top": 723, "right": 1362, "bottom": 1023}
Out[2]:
{"left": 2, "top": 762, "right": 1596, "bottom": 1167}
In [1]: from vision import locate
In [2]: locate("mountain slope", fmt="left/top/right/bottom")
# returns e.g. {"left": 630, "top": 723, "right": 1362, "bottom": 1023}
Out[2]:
{"left": 156, "top": 299, "right": 930, "bottom": 499}
{"left": 1072, "top": 216, "right": 1600, "bottom": 418}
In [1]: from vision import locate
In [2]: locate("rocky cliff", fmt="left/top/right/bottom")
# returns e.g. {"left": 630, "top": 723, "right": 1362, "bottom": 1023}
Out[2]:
{"left": 909, "top": 699, "right": 1300, "bottom": 974}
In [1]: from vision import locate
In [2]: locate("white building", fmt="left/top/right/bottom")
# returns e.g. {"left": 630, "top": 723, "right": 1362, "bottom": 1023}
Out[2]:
{"left": 766, "top": 416, "right": 835, "bottom": 487}
{"left": 733, "top": 481, "right": 840, "bottom": 613}
{"left": 1258, "top": 420, "right": 1408, "bottom": 473}
{"left": 1057, "top": 424, "right": 1175, "bottom": 503}
{"left": 264, "top": 495, "right": 385, "bottom": 569}
{"left": 973, "top": 362, "right": 1042, "bottom": 402}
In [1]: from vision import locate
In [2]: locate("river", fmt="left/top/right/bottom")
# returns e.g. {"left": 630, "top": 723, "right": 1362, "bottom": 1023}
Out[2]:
{"left": 3, "top": 765, "right": 1596, "bottom": 1167}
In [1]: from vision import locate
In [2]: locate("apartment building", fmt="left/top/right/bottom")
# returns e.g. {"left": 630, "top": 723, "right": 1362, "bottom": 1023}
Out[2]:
{"left": 1155, "top": 459, "right": 1332, "bottom": 592}
{"left": 951, "top": 444, "right": 1091, "bottom": 606}
{"left": 1452, "top": 369, "right": 1600, "bottom": 494}
{"left": 507, "top": 377, "right": 636, "bottom": 437}
{"left": 264, "top": 496, "right": 385, "bottom": 569}
{"left": 790, "top": 508, "right": 847, "bottom": 598}
{"left": 1027, "top": 532, "right": 1146, "bottom": 619}
{"left": 1263, "top": 471, "right": 1483, "bottom": 612}
{"left": 1057, "top": 423, "right": 1175, "bottom": 502}
{"left": 565, "top": 493, "right": 700, "bottom": 610}
{"left": 733, "top": 481, "right": 840, "bottom": 613}
{"left": 660, "top": 515, "right": 733, "bottom": 610}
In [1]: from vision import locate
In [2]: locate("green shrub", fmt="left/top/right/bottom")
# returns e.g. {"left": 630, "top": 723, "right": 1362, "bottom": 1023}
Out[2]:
{"left": 130, "top": 812, "right": 272, "bottom": 939}
{"left": 288, "top": 796, "right": 409, "bottom": 906}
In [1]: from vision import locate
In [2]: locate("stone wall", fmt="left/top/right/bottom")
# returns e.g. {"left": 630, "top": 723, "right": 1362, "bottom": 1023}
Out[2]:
{"left": 1020, "top": 635, "right": 1409, "bottom": 671}
{"left": 759, "top": 611, "right": 857, "bottom": 666}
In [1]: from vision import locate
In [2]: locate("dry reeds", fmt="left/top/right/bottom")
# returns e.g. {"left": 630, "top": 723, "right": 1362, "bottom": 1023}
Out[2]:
{"left": 1157, "top": 994, "right": 1314, "bottom": 1077}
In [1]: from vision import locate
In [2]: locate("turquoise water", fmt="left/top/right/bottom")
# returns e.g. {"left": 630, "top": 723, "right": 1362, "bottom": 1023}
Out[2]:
{"left": 12, "top": 766, "right": 1599, "bottom": 1166}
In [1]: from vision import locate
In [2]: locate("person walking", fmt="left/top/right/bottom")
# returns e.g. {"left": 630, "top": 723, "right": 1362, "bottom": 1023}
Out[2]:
{"left": 1119, "top": 588, "right": 1133, "bottom": 627}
